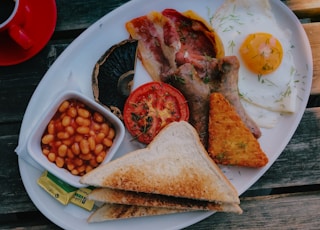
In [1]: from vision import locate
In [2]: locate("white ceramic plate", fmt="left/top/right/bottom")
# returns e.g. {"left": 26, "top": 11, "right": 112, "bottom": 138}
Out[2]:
{"left": 16, "top": 0, "right": 313, "bottom": 229}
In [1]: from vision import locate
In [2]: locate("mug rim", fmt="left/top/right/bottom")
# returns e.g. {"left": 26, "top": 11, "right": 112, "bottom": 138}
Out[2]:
{"left": 0, "top": 0, "right": 20, "bottom": 28}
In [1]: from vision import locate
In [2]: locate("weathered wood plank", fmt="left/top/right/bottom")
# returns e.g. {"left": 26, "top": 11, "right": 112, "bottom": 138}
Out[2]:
{"left": 54, "top": 0, "right": 130, "bottom": 31}
{"left": 1, "top": 214, "right": 61, "bottom": 230}
{"left": 53, "top": 0, "right": 320, "bottom": 32}
{"left": 285, "top": 0, "right": 320, "bottom": 18}
{"left": 53, "top": 0, "right": 320, "bottom": 33}
{"left": 0, "top": 43, "right": 69, "bottom": 123}
{"left": 303, "top": 22, "right": 320, "bottom": 95}
{"left": 0, "top": 124, "right": 38, "bottom": 215}
{"left": 250, "top": 107, "right": 320, "bottom": 190}
{"left": 282, "top": 1, "right": 320, "bottom": 95}
{"left": 186, "top": 192, "right": 320, "bottom": 230}
{"left": 3, "top": 192, "right": 320, "bottom": 229}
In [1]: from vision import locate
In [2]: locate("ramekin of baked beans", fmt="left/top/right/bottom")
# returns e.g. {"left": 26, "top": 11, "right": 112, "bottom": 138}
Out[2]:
{"left": 27, "top": 91, "right": 125, "bottom": 187}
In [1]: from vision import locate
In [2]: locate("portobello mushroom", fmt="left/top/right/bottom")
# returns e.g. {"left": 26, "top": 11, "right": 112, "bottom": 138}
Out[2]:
{"left": 92, "top": 39, "right": 138, "bottom": 120}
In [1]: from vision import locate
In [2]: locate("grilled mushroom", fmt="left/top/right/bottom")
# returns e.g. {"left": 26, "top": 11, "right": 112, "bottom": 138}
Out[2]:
{"left": 92, "top": 39, "right": 138, "bottom": 120}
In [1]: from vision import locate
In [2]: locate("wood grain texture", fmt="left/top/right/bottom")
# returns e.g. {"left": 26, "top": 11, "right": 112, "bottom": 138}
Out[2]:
{"left": 285, "top": 0, "right": 320, "bottom": 96}
{"left": 250, "top": 107, "right": 320, "bottom": 190}
{"left": 55, "top": 0, "right": 131, "bottom": 31}
{"left": 285, "top": 0, "right": 320, "bottom": 18}
{"left": 186, "top": 192, "right": 320, "bottom": 230}
{"left": 0, "top": 43, "right": 68, "bottom": 123}
{"left": 303, "top": 23, "right": 320, "bottom": 95}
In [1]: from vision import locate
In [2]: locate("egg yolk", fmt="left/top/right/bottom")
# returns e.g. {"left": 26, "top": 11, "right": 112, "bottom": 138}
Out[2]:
{"left": 239, "top": 33, "right": 283, "bottom": 75}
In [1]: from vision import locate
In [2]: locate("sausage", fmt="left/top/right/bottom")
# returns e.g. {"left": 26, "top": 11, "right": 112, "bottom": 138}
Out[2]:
{"left": 213, "top": 56, "right": 261, "bottom": 138}
{"left": 162, "top": 63, "right": 211, "bottom": 147}
{"left": 162, "top": 56, "right": 261, "bottom": 149}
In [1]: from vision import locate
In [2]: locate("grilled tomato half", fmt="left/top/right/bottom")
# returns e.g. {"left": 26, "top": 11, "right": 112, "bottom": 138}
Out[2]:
{"left": 123, "top": 82, "right": 189, "bottom": 144}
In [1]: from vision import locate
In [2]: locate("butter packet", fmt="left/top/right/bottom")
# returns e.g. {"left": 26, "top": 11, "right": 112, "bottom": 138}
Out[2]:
{"left": 70, "top": 187, "right": 95, "bottom": 211}
{"left": 37, "top": 171, "right": 77, "bottom": 205}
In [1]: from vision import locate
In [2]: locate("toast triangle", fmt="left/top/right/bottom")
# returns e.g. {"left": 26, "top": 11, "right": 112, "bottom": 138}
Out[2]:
{"left": 80, "top": 121, "right": 240, "bottom": 204}
{"left": 87, "top": 203, "right": 187, "bottom": 223}
{"left": 88, "top": 187, "right": 242, "bottom": 213}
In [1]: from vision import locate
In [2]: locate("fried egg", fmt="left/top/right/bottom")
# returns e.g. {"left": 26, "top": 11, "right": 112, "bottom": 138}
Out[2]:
{"left": 211, "top": 0, "right": 297, "bottom": 128}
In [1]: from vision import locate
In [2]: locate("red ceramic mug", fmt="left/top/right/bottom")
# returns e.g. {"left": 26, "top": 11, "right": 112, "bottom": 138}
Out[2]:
{"left": 0, "top": 0, "right": 33, "bottom": 50}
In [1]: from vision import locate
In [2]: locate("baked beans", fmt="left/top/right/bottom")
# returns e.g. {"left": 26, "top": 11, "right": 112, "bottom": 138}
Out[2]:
{"left": 41, "top": 99, "right": 116, "bottom": 176}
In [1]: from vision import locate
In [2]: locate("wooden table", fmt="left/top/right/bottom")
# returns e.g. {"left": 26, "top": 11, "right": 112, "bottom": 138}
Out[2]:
{"left": 1, "top": 0, "right": 319, "bottom": 229}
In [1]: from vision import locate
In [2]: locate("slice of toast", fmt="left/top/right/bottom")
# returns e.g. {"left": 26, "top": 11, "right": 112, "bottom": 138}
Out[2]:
{"left": 80, "top": 121, "right": 240, "bottom": 205}
{"left": 87, "top": 203, "right": 187, "bottom": 223}
{"left": 88, "top": 187, "right": 242, "bottom": 213}
{"left": 208, "top": 93, "right": 268, "bottom": 167}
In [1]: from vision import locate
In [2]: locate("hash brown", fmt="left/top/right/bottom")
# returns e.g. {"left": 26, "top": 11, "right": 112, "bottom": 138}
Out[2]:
{"left": 208, "top": 93, "right": 268, "bottom": 167}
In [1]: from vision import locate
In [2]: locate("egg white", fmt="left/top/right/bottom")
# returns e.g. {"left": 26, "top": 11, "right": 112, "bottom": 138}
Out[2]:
{"left": 211, "top": 0, "right": 297, "bottom": 128}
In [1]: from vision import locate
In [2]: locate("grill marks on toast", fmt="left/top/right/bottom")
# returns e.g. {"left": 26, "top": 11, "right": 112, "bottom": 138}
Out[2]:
{"left": 89, "top": 187, "right": 242, "bottom": 213}
{"left": 87, "top": 203, "right": 187, "bottom": 222}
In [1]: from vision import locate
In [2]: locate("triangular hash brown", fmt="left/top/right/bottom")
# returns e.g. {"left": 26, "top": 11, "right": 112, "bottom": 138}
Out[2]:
{"left": 208, "top": 93, "right": 268, "bottom": 168}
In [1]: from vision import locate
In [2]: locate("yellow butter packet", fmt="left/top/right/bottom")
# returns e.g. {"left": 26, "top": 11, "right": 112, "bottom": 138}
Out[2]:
{"left": 37, "top": 171, "right": 77, "bottom": 205}
{"left": 70, "top": 187, "right": 95, "bottom": 211}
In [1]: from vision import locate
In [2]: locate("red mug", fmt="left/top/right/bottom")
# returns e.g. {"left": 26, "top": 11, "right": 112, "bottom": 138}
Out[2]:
{"left": 0, "top": 0, "right": 33, "bottom": 50}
